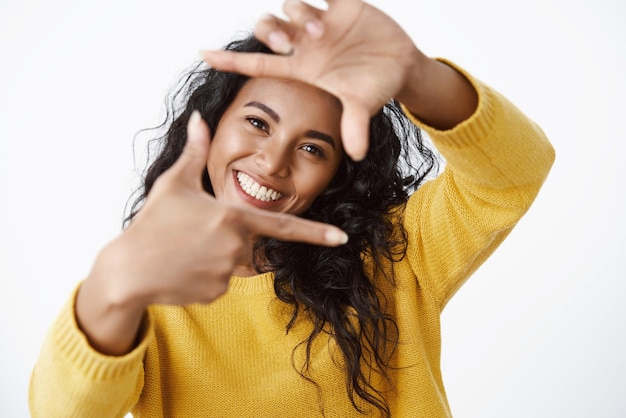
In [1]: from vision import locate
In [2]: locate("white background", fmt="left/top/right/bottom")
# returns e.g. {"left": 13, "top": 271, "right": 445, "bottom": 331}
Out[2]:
{"left": 1, "top": 0, "right": 625, "bottom": 417}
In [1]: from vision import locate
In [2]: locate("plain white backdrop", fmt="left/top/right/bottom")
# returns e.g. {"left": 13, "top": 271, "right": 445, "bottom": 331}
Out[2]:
{"left": 1, "top": 0, "right": 625, "bottom": 416}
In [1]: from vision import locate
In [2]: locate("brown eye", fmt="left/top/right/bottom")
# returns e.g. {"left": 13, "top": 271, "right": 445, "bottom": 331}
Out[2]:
{"left": 301, "top": 144, "right": 326, "bottom": 159}
{"left": 246, "top": 117, "right": 268, "bottom": 132}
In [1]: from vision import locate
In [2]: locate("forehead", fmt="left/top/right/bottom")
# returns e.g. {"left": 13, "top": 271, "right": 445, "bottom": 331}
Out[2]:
{"left": 234, "top": 77, "right": 342, "bottom": 119}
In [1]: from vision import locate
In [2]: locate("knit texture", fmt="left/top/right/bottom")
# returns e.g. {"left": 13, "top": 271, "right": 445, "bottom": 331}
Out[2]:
{"left": 29, "top": 62, "right": 555, "bottom": 417}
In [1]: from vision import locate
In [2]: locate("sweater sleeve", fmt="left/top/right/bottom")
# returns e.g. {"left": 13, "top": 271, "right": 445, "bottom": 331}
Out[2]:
{"left": 29, "top": 283, "right": 154, "bottom": 418}
{"left": 402, "top": 59, "right": 555, "bottom": 309}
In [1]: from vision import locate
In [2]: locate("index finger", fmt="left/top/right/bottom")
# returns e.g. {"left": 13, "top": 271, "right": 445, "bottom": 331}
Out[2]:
{"left": 201, "top": 50, "right": 292, "bottom": 80}
{"left": 238, "top": 207, "right": 348, "bottom": 247}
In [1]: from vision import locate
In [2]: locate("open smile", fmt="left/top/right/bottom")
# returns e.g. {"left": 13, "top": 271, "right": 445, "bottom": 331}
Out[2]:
{"left": 236, "top": 171, "right": 284, "bottom": 202}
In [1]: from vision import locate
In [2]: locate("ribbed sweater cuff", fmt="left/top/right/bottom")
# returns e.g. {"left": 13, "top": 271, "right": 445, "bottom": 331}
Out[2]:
{"left": 400, "top": 58, "right": 495, "bottom": 149}
{"left": 48, "top": 283, "right": 153, "bottom": 382}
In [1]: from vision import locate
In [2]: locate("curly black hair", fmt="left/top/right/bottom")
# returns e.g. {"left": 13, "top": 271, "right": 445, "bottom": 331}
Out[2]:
{"left": 126, "top": 33, "right": 438, "bottom": 417}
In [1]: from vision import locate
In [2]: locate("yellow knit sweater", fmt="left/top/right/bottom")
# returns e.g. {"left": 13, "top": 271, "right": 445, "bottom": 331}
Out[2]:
{"left": 29, "top": 62, "right": 555, "bottom": 417}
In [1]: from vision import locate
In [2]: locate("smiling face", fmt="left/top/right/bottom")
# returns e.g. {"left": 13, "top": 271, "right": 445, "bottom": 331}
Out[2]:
{"left": 207, "top": 77, "right": 344, "bottom": 215}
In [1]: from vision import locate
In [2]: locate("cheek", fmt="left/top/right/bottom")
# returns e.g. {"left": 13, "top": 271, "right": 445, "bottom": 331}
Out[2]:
{"left": 299, "top": 165, "right": 339, "bottom": 201}
{"left": 208, "top": 132, "right": 241, "bottom": 169}
{"left": 205, "top": 141, "right": 221, "bottom": 177}
{"left": 206, "top": 136, "right": 234, "bottom": 188}
{"left": 210, "top": 128, "right": 252, "bottom": 159}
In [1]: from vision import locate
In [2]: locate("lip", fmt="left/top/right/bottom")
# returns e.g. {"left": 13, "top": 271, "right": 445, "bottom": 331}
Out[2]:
{"left": 231, "top": 170, "right": 285, "bottom": 210}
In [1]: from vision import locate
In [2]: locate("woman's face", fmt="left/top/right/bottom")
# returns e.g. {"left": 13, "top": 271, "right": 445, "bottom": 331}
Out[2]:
{"left": 207, "top": 77, "right": 344, "bottom": 215}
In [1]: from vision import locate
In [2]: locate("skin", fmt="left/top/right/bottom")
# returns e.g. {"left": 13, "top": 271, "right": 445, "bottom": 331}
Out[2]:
{"left": 76, "top": 0, "right": 478, "bottom": 357}
{"left": 76, "top": 109, "right": 346, "bottom": 355}
{"left": 208, "top": 77, "right": 343, "bottom": 215}
{"left": 202, "top": 0, "right": 478, "bottom": 159}
{"left": 207, "top": 77, "right": 344, "bottom": 275}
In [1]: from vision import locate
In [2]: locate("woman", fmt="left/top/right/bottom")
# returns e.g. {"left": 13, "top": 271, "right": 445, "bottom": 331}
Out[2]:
{"left": 29, "top": 0, "right": 555, "bottom": 416}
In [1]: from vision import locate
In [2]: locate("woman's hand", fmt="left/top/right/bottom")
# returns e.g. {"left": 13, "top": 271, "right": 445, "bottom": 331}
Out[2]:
{"left": 75, "top": 111, "right": 348, "bottom": 355}
{"left": 201, "top": 0, "right": 424, "bottom": 161}
{"left": 201, "top": 0, "right": 478, "bottom": 161}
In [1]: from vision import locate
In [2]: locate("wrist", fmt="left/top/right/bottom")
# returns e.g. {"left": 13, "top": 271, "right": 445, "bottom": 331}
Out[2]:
{"left": 75, "top": 239, "right": 149, "bottom": 355}
{"left": 396, "top": 56, "right": 478, "bottom": 130}
{"left": 92, "top": 237, "right": 151, "bottom": 311}
{"left": 394, "top": 48, "right": 430, "bottom": 112}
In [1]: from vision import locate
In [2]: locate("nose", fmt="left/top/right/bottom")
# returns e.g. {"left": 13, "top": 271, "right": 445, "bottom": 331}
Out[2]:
{"left": 253, "top": 139, "right": 291, "bottom": 178}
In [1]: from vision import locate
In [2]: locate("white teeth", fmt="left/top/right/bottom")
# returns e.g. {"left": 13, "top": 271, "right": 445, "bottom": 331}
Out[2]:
{"left": 236, "top": 172, "right": 283, "bottom": 201}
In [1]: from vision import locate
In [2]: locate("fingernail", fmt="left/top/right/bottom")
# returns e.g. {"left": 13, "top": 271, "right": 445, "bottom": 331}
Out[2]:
{"left": 349, "top": 150, "right": 366, "bottom": 162}
{"left": 187, "top": 110, "right": 201, "bottom": 141}
{"left": 189, "top": 110, "right": 201, "bottom": 126}
{"left": 326, "top": 228, "right": 349, "bottom": 245}
{"left": 305, "top": 20, "right": 324, "bottom": 39}
{"left": 199, "top": 50, "right": 217, "bottom": 60}
{"left": 349, "top": 144, "right": 368, "bottom": 162}
{"left": 268, "top": 31, "right": 293, "bottom": 55}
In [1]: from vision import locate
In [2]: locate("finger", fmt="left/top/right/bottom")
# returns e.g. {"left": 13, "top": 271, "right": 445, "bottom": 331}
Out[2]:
{"left": 340, "top": 102, "right": 371, "bottom": 161}
{"left": 281, "top": 0, "right": 325, "bottom": 39}
{"left": 201, "top": 50, "right": 292, "bottom": 80}
{"left": 239, "top": 207, "right": 348, "bottom": 247}
{"left": 167, "top": 110, "right": 211, "bottom": 189}
{"left": 253, "top": 14, "right": 295, "bottom": 55}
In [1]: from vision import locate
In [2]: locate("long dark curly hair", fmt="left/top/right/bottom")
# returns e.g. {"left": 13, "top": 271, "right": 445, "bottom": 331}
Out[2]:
{"left": 126, "top": 34, "right": 438, "bottom": 417}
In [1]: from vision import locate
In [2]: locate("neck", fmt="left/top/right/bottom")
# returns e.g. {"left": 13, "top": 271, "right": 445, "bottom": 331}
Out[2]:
{"left": 233, "top": 264, "right": 259, "bottom": 277}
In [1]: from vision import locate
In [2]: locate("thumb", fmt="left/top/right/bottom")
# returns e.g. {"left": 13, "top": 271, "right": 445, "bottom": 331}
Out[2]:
{"left": 169, "top": 110, "right": 211, "bottom": 189}
{"left": 340, "top": 102, "right": 371, "bottom": 161}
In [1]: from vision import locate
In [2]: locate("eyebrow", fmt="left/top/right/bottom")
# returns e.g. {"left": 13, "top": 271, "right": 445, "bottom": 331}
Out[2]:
{"left": 245, "top": 101, "right": 280, "bottom": 123}
{"left": 245, "top": 101, "right": 337, "bottom": 149}
{"left": 303, "top": 130, "right": 336, "bottom": 149}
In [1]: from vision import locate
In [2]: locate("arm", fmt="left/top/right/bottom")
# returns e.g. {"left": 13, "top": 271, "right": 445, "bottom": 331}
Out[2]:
{"left": 30, "top": 106, "right": 350, "bottom": 415}
{"left": 200, "top": 0, "right": 554, "bottom": 306}
{"left": 402, "top": 61, "right": 555, "bottom": 307}
{"left": 28, "top": 285, "right": 152, "bottom": 418}
{"left": 73, "top": 112, "right": 348, "bottom": 356}
{"left": 201, "top": 0, "right": 479, "bottom": 158}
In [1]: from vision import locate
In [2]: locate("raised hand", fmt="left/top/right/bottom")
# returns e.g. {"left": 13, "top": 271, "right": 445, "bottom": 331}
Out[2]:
{"left": 201, "top": 0, "right": 425, "bottom": 161}
{"left": 75, "top": 111, "right": 348, "bottom": 355}
{"left": 122, "top": 111, "right": 347, "bottom": 303}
